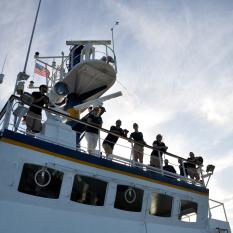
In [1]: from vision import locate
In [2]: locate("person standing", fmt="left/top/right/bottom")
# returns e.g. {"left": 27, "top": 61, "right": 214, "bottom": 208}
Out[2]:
{"left": 130, "top": 123, "right": 146, "bottom": 163}
{"left": 85, "top": 107, "right": 103, "bottom": 154}
{"left": 163, "top": 159, "right": 176, "bottom": 174}
{"left": 178, "top": 158, "right": 188, "bottom": 177}
{"left": 102, "top": 120, "right": 128, "bottom": 157}
{"left": 186, "top": 152, "right": 200, "bottom": 181}
{"left": 26, "top": 85, "right": 49, "bottom": 133}
{"left": 150, "top": 134, "right": 168, "bottom": 168}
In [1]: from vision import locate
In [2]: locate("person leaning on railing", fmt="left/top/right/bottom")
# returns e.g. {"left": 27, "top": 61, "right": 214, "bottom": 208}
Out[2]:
{"left": 150, "top": 134, "right": 168, "bottom": 168}
{"left": 186, "top": 152, "right": 202, "bottom": 181}
{"left": 102, "top": 119, "right": 128, "bottom": 158}
{"left": 26, "top": 85, "right": 49, "bottom": 133}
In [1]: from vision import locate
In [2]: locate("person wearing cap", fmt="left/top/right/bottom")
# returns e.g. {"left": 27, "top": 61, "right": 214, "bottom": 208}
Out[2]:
{"left": 26, "top": 84, "right": 49, "bottom": 133}
{"left": 85, "top": 106, "right": 103, "bottom": 154}
{"left": 102, "top": 120, "right": 128, "bottom": 157}
{"left": 130, "top": 123, "right": 146, "bottom": 163}
{"left": 150, "top": 134, "right": 168, "bottom": 168}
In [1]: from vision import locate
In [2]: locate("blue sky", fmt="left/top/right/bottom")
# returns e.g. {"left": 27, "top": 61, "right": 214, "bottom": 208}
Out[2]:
{"left": 0, "top": 0, "right": 233, "bottom": 226}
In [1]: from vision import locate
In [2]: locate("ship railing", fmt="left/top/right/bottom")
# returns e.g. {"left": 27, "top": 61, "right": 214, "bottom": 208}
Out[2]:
{"left": 0, "top": 95, "right": 213, "bottom": 188}
{"left": 32, "top": 42, "right": 117, "bottom": 89}
{"left": 99, "top": 141, "right": 201, "bottom": 185}
{"left": 209, "top": 199, "right": 228, "bottom": 222}
{"left": 95, "top": 44, "right": 117, "bottom": 72}
{"left": 67, "top": 43, "right": 117, "bottom": 73}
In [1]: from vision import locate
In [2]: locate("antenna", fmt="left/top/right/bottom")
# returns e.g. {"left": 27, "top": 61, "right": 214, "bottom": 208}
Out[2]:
{"left": 1, "top": 55, "right": 7, "bottom": 74}
{"left": 14, "top": 0, "right": 42, "bottom": 94}
{"left": 111, "top": 21, "right": 119, "bottom": 53}
{"left": 0, "top": 55, "right": 7, "bottom": 84}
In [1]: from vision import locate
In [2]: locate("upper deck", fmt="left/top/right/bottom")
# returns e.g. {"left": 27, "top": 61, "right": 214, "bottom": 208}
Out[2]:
{"left": 0, "top": 95, "right": 212, "bottom": 195}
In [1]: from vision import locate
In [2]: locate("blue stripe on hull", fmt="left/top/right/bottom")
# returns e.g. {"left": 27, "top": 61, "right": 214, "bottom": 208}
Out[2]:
{"left": 0, "top": 130, "right": 209, "bottom": 195}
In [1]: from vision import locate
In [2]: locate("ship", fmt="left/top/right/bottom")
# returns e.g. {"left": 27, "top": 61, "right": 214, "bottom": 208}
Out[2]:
{"left": 0, "top": 1, "right": 231, "bottom": 233}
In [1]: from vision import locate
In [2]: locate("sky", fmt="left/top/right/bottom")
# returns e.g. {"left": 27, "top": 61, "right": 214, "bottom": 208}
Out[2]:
{"left": 0, "top": 0, "right": 233, "bottom": 227}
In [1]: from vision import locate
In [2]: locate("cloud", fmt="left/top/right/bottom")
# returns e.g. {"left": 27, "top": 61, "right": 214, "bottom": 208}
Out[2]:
{"left": 1, "top": 0, "right": 233, "bottom": 227}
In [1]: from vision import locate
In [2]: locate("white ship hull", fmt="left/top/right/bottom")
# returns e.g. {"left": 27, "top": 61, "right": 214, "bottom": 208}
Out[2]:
{"left": 0, "top": 130, "right": 230, "bottom": 233}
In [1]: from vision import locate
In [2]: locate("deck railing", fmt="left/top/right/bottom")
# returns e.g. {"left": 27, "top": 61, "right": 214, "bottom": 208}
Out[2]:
{"left": 0, "top": 95, "right": 213, "bottom": 188}
{"left": 209, "top": 199, "right": 229, "bottom": 222}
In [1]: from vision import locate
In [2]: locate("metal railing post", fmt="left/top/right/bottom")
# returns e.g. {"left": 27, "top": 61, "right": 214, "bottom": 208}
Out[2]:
{"left": 159, "top": 151, "right": 163, "bottom": 175}
{"left": 182, "top": 160, "right": 187, "bottom": 180}
{"left": 98, "top": 130, "right": 101, "bottom": 156}
{"left": 222, "top": 203, "right": 228, "bottom": 222}
{"left": 2, "top": 100, "right": 13, "bottom": 131}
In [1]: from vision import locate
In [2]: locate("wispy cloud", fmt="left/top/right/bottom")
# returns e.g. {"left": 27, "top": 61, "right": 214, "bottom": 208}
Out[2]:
{"left": 0, "top": 0, "right": 233, "bottom": 227}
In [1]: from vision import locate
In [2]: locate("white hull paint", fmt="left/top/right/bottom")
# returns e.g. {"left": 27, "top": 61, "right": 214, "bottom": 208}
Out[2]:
{"left": 0, "top": 137, "right": 230, "bottom": 233}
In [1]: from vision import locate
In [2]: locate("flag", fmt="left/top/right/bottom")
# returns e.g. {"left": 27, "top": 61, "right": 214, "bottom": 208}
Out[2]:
{"left": 34, "top": 63, "right": 50, "bottom": 77}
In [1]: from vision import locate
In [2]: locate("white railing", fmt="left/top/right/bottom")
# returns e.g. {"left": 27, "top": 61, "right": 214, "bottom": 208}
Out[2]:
{"left": 209, "top": 199, "right": 228, "bottom": 222}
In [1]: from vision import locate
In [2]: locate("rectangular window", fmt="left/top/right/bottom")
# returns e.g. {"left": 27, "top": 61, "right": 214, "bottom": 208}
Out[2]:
{"left": 179, "top": 200, "right": 198, "bottom": 222}
{"left": 114, "top": 185, "right": 144, "bottom": 212}
{"left": 18, "top": 163, "right": 63, "bottom": 199}
{"left": 70, "top": 175, "right": 107, "bottom": 206}
{"left": 149, "top": 192, "right": 173, "bottom": 217}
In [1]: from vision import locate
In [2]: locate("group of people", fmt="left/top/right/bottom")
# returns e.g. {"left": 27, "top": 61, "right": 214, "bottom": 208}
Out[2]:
{"left": 18, "top": 85, "right": 203, "bottom": 181}
{"left": 102, "top": 121, "right": 203, "bottom": 181}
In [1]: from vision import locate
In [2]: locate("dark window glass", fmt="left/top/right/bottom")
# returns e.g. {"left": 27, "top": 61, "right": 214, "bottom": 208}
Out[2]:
{"left": 179, "top": 200, "right": 198, "bottom": 222}
{"left": 18, "top": 163, "right": 63, "bottom": 199}
{"left": 149, "top": 192, "right": 173, "bottom": 217}
{"left": 114, "top": 185, "right": 144, "bottom": 212}
{"left": 70, "top": 175, "right": 107, "bottom": 206}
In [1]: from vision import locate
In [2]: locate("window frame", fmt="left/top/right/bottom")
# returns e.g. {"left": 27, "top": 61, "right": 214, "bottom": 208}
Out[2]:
{"left": 18, "top": 163, "right": 64, "bottom": 199}
{"left": 149, "top": 191, "right": 174, "bottom": 218}
{"left": 114, "top": 184, "right": 144, "bottom": 212}
{"left": 70, "top": 174, "right": 108, "bottom": 207}
{"left": 178, "top": 199, "right": 198, "bottom": 223}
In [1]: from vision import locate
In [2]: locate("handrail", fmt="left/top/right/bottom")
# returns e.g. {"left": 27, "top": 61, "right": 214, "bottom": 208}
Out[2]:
{"left": 0, "top": 95, "right": 208, "bottom": 187}
{"left": 0, "top": 95, "right": 15, "bottom": 122}
{"left": 209, "top": 199, "right": 228, "bottom": 222}
{"left": 1, "top": 95, "right": 203, "bottom": 165}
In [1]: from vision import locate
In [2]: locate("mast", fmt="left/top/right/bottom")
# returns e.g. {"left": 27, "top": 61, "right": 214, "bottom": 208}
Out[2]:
{"left": 14, "top": 0, "right": 42, "bottom": 94}
{"left": 0, "top": 55, "right": 7, "bottom": 84}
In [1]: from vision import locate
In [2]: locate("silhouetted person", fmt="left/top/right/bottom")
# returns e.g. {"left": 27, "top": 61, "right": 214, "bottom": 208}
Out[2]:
{"left": 85, "top": 107, "right": 103, "bottom": 154}
{"left": 102, "top": 120, "right": 128, "bottom": 157}
{"left": 178, "top": 158, "right": 188, "bottom": 177}
{"left": 130, "top": 123, "right": 146, "bottom": 163}
{"left": 26, "top": 85, "right": 49, "bottom": 133}
{"left": 163, "top": 159, "right": 176, "bottom": 174}
{"left": 186, "top": 152, "right": 200, "bottom": 181}
{"left": 150, "top": 134, "right": 168, "bottom": 168}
